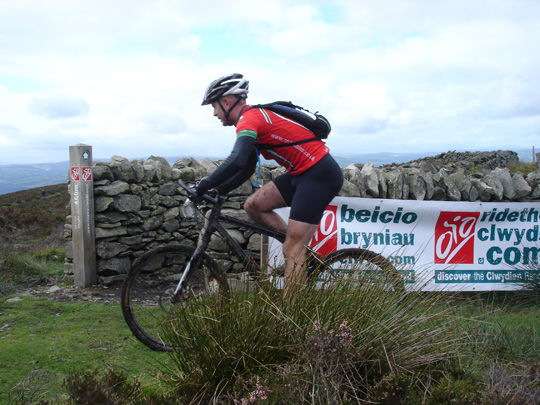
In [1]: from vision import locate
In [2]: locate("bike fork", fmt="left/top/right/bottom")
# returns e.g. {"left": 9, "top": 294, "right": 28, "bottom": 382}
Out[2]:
{"left": 174, "top": 252, "right": 201, "bottom": 296}
{"left": 173, "top": 206, "right": 218, "bottom": 297}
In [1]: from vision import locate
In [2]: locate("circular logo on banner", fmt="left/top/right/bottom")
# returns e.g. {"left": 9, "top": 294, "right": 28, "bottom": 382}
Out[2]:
{"left": 82, "top": 150, "right": 91, "bottom": 160}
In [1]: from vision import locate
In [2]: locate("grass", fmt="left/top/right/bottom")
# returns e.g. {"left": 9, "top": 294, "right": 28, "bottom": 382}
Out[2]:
{"left": 4, "top": 288, "right": 540, "bottom": 403}
{"left": 0, "top": 248, "right": 66, "bottom": 296}
{"left": 508, "top": 161, "right": 538, "bottom": 175}
{"left": 2, "top": 246, "right": 540, "bottom": 404}
{"left": 159, "top": 277, "right": 540, "bottom": 403}
{"left": 0, "top": 183, "right": 68, "bottom": 255}
{"left": 0, "top": 296, "right": 170, "bottom": 403}
{"left": 2, "top": 183, "right": 540, "bottom": 403}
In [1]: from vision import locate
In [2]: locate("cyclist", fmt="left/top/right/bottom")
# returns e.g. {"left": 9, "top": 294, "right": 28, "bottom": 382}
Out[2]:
{"left": 187, "top": 73, "right": 343, "bottom": 293}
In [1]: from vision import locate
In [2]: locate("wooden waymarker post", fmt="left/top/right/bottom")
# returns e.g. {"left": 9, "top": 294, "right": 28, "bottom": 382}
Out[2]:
{"left": 69, "top": 144, "right": 97, "bottom": 286}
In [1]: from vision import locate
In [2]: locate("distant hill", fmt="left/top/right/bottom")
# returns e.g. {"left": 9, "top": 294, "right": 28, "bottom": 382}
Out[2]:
{"left": 0, "top": 149, "right": 536, "bottom": 195}
{"left": 0, "top": 183, "right": 69, "bottom": 252}
{"left": 0, "top": 162, "right": 69, "bottom": 195}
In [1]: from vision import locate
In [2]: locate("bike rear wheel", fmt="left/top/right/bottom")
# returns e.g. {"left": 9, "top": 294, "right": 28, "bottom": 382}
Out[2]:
{"left": 121, "top": 243, "right": 227, "bottom": 352}
{"left": 311, "top": 248, "right": 405, "bottom": 294}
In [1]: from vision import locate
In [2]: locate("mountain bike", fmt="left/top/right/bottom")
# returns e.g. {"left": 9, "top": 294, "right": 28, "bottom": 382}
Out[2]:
{"left": 121, "top": 179, "right": 405, "bottom": 352}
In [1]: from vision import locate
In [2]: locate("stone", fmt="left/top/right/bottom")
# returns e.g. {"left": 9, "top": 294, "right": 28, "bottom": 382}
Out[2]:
{"left": 173, "top": 157, "right": 206, "bottom": 171}
{"left": 343, "top": 164, "right": 362, "bottom": 184}
{"left": 222, "top": 208, "right": 252, "bottom": 222}
{"left": 471, "top": 179, "right": 493, "bottom": 202}
{"left": 92, "top": 164, "right": 114, "bottom": 182}
{"left": 130, "top": 183, "right": 143, "bottom": 194}
{"left": 449, "top": 169, "right": 472, "bottom": 201}
{"left": 141, "top": 215, "right": 164, "bottom": 232}
{"left": 109, "top": 156, "right": 135, "bottom": 182}
{"left": 148, "top": 155, "right": 170, "bottom": 167}
{"left": 532, "top": 184, "right": 540, "bottom": 199}
{"left": 209, "top": 229, "right": 245, "bottom": 252}
{"left": 469, "top": 186, "right": 479, "bottom": 201}
{"left": 65, "top": 241, "right": 73, "bottom": 260}
{"left": 100, "top": 180, "right": 131, "bottom": 196}
{"left": 229, "top": 180, "right": 253, "bottom": 196}
{"left": 361, "top": 163, "right": 380, "bottom": 197}
{"left": 270, "top": 167, "right": 287, "bottom": 179}
{"left": 63, "top": 262, "right": 74, "bottom": 276}
{"left": 164, "top": 206, "right": 180, "bottom": 221}
{"left": 406, "top": 168, "right": 426, "bottom": 200}
{"left": 118, "top": 235, "right": 143, "bottom": 245}
{"left": 99, "top": 274, "right": 126, "bottom": 285}
{"left": 511, "top": 172, "right": 532, "bottom": 199}
{"left": 140, "top": 188, "right": 158, "bottom": 208}
{"left": 177, "top": 167, "right": 201, "bottom": 183}
{"left": 96, "top": 241, "right": 130, "bottom": 259}
{"left": 247, "top": 233, "right": 262, "bottom": 251}
{"left": 157, "top": 195, "right": 180, "bottom": 208}
{"left": 199, "top": 158, "right": 217, "bottom": 174}
{"left": 130, "top": 161, "right": 145, "bottom": 183}
{"left": 95, "top": 226, "right": 128, "bottom": 239}
{"left": 384, "top": 170, "right": 404, "bottom": 199}
{"left": 171, "top": 168, "right": 182, "bottom": 180}
{"left": 377, "top": 169, "right": 388, "bottom": 198}
{"left": 338, "top": 179, "right": 360, "bottom": 197}
{"left": 113, "top": 194, "right": 142, "bottom": 212}
{"left": 142, "top": 164, "right": 157, "bottom": 183}
{"left": 66, "top": 152, "right": 539, "bottom": 290}
{"left": 492, "top": 168, "right": 515, "bottom": 199}
{"left": 159, "top": 182, "right": 178, "bottom": 196}
{"left": 163, "top": 218, "right": 180, "bottom": 233}
{"left": 98, "top": 256, "right": 131, "bottom": 275}
{"left": 442, "top": 175, "right": 461, "bottom": 201}
{"left": 431, "top": 173, "right": 447, "bottom": 200}
{"left": 95, "top": 196, "right": 114, "bottom": 212}
{"left": 95, "top": 212, "right": 128, "bottom": 223}
{"left": 484, "top": 175, "right": 504, "bottom": 201}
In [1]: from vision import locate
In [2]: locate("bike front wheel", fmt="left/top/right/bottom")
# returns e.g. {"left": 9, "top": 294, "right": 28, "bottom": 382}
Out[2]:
{"left": 311, "top": 248, "right": 405, "bottom": 294}
{"left": 121, "top": 243, "right": 227, "bottom": 352}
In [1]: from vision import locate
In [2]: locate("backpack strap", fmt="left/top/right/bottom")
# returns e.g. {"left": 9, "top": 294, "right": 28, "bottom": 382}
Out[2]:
{"left": 253, "top": 147, "right": 262, "bottom": 187}
{"left": 246, "top": 104, "right": 320, "bottom": 150}
{"left": 256, "top": 137, "right": 319, "bottom": 150}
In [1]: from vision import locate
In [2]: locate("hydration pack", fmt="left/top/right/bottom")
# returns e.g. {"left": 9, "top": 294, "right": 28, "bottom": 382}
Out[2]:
{"left": 247, "top": 101, "right": 331, "bottom": 149}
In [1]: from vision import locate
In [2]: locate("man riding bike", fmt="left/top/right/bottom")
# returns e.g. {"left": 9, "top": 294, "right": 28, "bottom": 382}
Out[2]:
{"left": 187, "top": 73, "right": 343, "bottom": 294}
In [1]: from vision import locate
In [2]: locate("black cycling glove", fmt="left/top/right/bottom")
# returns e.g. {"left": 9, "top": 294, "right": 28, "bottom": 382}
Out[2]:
{"left": 186, "top": 186, "right": 202, "bottom": 202}
{"left": 186, "top": 186, "right": 218, "bottom": 202}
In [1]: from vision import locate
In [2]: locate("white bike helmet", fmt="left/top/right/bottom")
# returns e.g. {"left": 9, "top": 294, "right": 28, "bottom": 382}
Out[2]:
{"left": 201, "top": 73, "right": 249, "bottom": 106}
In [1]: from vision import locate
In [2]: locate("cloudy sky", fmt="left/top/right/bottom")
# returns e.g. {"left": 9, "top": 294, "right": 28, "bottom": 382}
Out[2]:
{"left": 1, "top": 0, "right": 539, "bottom": 165}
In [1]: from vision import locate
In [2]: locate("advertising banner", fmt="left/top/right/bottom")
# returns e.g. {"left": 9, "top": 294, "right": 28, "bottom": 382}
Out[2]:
{"left": 269, "top": 197, "right": 540, "bottom": 291}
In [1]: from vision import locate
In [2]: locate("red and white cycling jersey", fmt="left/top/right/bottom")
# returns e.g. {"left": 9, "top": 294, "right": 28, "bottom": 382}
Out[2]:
{"left": 236, "top": 106, "right": 330, "bottom": 175}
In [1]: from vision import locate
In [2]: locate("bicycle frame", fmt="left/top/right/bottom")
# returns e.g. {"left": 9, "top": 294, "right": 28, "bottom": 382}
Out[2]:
{"left": 175, "top": 180, "right": 288, "bottom": 295}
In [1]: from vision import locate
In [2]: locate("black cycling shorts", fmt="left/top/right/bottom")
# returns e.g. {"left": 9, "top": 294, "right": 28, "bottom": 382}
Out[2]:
{"left": 273, "top": 154, "right": 343, "bottom": 225}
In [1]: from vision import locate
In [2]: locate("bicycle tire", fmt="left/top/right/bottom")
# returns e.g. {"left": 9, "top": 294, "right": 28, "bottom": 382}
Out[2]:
{"left": 121, "top": 243, "right": 227, "bottom": 352}
{"left": 311, "top": 248, "right": 405, "bottom": 294}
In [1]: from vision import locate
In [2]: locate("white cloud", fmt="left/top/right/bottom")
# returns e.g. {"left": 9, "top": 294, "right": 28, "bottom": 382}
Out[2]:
{"left": 493, "top": 76, "right": 540, "bottom": 119}
{"left": 28, "top": 94, "right": 89, "bottom": 119}
{"left": 0, "top": 0, "right": 538, "bottom": 165}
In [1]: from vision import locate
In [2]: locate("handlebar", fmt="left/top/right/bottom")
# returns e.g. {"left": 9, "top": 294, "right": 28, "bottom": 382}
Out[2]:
{"left": 177, "top": 178, "right": 221, "bottom": 205}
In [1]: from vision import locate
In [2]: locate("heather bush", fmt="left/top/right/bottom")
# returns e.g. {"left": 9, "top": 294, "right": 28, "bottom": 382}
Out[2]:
{"left": 161, "top": 272, "right": 465, "bottom": 403}
{"left": 62, "top": 367, "right": 174, "bottom": 404}
{"left": 0, "top": 248, "right": 65, "bottom": 296}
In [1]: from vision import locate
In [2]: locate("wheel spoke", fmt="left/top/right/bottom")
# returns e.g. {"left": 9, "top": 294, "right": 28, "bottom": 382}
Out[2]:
{"left": 121, "top": 244, "right": 226, "bottom": 352}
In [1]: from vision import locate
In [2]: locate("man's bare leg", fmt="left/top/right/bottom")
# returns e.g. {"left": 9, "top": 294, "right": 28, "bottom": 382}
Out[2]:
{"left": 245, "top": 183, "right": 318, "bottom": 296}
{"left": 244, "top": 182, "right": 287, "bottom": 233}
{"left": 282, "top": 219, "right": 318, "bottom": 296}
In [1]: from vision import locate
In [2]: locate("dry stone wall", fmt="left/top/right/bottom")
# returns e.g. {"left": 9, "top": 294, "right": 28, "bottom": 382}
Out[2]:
{"left": 64, "top": 151, "right": 540, "bottom": 284}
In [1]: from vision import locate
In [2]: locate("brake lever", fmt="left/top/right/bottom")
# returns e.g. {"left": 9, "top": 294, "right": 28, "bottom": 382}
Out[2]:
{"left": 177, "top": 179, "right": 220, "bottom": 205}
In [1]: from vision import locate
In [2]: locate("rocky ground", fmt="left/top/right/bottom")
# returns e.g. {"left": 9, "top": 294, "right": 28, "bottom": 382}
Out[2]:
{"left": 7, "top": 282, "right": 122, "bottom": 304}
